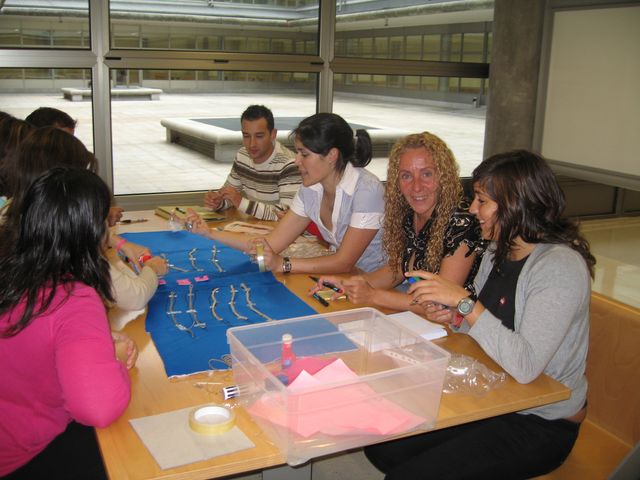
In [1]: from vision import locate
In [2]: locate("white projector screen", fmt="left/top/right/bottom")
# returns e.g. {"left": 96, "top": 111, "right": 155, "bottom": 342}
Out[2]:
{"left": 541, "top": 5, "right": 640, "bottom": 191}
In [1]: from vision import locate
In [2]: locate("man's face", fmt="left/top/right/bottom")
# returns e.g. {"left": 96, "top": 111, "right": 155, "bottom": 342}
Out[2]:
{"left": 241, "top": 118, "right": 276, "bottom": 164}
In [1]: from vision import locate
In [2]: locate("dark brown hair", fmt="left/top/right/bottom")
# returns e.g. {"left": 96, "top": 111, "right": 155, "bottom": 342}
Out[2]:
{"left": 472, "top": 150, "right": 595, "bottom": 277}
{"left": 291, "top": 113, "right": 372, "bottom": 174}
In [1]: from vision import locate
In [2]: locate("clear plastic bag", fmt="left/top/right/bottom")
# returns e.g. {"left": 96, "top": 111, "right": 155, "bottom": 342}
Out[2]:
{"left": 443, "top": 353, "right": 507, "bottom": 396}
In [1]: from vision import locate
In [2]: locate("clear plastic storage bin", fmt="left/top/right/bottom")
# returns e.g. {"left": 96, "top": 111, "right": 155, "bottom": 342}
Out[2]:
{"left": 227, "top": 307, "right": 450, "bottom": 465}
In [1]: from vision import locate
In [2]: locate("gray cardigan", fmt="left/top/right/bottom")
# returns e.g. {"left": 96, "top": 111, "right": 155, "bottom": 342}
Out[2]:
{"left": 458, "top": 243, "right": 590, "bottom": 420}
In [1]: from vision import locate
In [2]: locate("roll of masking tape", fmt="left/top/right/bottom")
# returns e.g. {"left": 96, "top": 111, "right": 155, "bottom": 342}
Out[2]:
{"left": 188, "top": 405, "right": 235, "bottom": 435}
{"left": 255, "top": 242, "right": 266, "bottom": 272}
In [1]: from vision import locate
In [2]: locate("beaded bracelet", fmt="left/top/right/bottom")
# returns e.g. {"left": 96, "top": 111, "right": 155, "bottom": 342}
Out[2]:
{"left": 115, "top": 238, "right": 126, "bottom": 252}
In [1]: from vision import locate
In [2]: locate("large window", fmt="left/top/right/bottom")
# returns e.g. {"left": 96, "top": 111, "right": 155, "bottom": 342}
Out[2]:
{"left": 0, "top": 1, "right": 89, "bottom": 48}
{"left": 110, "top": 69, "right": 317, "bottom": 195}
{"left": 0, "top": 68, "right": 94, "bottom": 150}
{"left": 0, "top": 0, "right": 492, "bottom": 204}
{"left": 332, "top": 3, "right": 490, "bottom": 178}
{"left": 333, "top": 74, "right": 486, "bottom": 178}
{"left": 109, "top": 1, "right": 319, "bottom": 54}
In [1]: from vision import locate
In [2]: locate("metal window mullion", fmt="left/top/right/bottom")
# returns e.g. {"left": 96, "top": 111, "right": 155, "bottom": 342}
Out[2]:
{"left": 90, "top": 0, "right": 113, "bottom": 191}
{"left": 317, "top": 0, "right": 335, "bottom": 113}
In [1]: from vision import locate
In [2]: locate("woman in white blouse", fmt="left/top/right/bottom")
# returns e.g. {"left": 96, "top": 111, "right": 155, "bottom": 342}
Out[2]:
{"left": 187, "top": 113, "right": 385, "bottom": 275}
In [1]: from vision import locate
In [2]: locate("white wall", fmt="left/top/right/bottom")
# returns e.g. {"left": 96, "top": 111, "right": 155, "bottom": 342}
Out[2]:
{"left": 541, "top": 4, "right": 640, "bottom": 188}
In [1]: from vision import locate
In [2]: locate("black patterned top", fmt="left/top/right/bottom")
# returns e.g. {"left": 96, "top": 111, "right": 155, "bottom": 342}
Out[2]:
{"left": 402, "top": 203, "right": 485, "bottom": 293}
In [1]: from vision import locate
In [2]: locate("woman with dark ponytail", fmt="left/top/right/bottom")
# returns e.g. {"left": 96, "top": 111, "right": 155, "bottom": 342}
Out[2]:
{"left": 187, "top": 113, "right": 385, "bottom": 274}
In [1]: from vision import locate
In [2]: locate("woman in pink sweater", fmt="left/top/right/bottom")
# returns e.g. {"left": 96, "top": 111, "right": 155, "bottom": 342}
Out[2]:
{"left": 0, "top": 167, "right": 131, "bottom": 478}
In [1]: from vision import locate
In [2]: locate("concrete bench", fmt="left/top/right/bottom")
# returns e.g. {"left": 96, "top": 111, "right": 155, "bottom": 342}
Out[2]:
{"left": 61, "top": 87, "right": 162, "bottom": 101}
{"left": 534, "top": 292, "right": 640, "bottom": 479}
{"left": 161, "top": 117, "right": 408, "bottom": 163}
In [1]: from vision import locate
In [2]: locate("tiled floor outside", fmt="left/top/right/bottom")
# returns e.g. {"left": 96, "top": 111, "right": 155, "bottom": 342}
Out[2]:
{"left": 1, "top": 92, "right": 487, "bottom": 195}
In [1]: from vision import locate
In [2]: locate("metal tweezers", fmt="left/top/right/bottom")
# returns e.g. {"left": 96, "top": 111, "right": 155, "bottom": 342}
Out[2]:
{"left": 161, "top": 253, "right": 189, "bottom": 272}
{"left": 188, "top": 248, "right": 204, "bottom": 272}
{"left": 167, "top": 291, "right": 194, "bottom": 337}
{"left": 211, "top": 245, "right": 224, "bottom": 272}
{"left": 240, "top": 283, "right": 274, "bottom": 322}
{"left": 209, "top": 287, "right": 227, "bottom": 324}
{"left": 186, "top": 284, "right": 206, "bottom": 329}
{"left": 228, "top": 285, "right": 248, "bottom": 321}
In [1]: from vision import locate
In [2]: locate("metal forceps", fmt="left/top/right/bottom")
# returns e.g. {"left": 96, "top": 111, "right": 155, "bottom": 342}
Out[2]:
{"left": 211, "top": 245, "right": 224, "bottom": 273}
{"left": 167, "top": 291, "right": 194, "bottom": 337}
{"left": 160, "top": 253, "right": 189, "bottom": 273}
{"left": 209, "top": 287, "right": 231, "bottom": 326}
{"left": 229, "top": 285, "right": 248, "bottom": 321}
{"left": 240, "top": 283, "right": 274, "bottom": 322}
{"left": 188, "top": 248, "right": 204, "bottom": 272}
{"left": 186, "top": 284, "right": 206, "bottom": 329}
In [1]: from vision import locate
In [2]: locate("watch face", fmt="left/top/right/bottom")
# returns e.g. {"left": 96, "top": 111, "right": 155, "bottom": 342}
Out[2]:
{"left": 457, "top": 298, "right": 474, "bottom": 315}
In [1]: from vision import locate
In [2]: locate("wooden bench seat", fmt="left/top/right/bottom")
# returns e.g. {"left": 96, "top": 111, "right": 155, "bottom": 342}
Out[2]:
{"left": 534, "top": 292, "right": 640, "bottom": 479}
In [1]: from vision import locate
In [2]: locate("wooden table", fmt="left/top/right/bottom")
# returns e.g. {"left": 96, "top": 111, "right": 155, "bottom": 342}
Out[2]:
{"left": 98, "top": 210, "right": 570, "bottom": 480}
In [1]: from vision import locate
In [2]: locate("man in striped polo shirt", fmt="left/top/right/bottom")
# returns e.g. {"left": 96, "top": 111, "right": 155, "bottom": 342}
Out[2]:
{"left": 204, "top": 105, "right": 301, "bottom": 221}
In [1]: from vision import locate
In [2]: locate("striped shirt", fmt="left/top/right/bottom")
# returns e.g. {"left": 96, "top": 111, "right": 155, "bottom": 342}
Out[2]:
{"left": 221, "top": 140, "right": 301, "bottom": 221}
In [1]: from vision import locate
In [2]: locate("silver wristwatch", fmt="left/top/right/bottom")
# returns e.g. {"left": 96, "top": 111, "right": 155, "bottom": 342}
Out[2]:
{"left": 456, "top": 297, "right": 475, "bottom": 316}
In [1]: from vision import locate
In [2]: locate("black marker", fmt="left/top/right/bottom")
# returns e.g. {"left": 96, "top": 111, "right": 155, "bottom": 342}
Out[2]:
{"left": 118, "top": 218, "right": 148, "bottom": 224}
{"left": 312, "top": 292, "right": 329, "bottom": 307}
{"left": 309, "top": 276, "right": 343, "bottom": 293}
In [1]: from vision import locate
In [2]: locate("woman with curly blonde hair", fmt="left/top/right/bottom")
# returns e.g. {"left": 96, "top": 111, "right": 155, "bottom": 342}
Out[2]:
{"left": 315, "top": 132, "right": 483, "bottom": 314}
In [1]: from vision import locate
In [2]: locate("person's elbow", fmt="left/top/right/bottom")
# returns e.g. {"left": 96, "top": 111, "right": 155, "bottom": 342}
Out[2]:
{"left": 510, "top": 370, "right": 539, "bottom": 384}
{"left": 505, "top": 362, "right": 543, "bottom": 384}
{"left": 69, "top": 383, "right": 131, "bottom": 428}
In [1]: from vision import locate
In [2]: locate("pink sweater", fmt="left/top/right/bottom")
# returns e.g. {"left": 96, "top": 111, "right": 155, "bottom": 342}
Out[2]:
{"left": 0, "top": 283, "right": 131, "bottom": 475}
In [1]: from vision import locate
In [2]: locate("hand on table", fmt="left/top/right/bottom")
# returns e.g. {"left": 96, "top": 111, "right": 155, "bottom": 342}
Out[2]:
{"left": 407, "top": 270, "right": 468, "bottom": 313}
{"left": 219, "top": 186, "right": 243, "bottom": 209}
{"left": 112, "top": 331, "right": 138, "bottom": 369}
{"left": 119, "top": 240, "right": 150, "bottom": 271}
{"left": 275, "top": 207, "right": 289, "bottom": 220}
{"left": 108, "top": 206, "right": 124, "bottom": 227}
{"left": 185, "top": 209, "right": 211, "bottom": 237}
{"left": 421, "top": 302, "right": 455, "bottom": 324}
{"left": 143, "top": 256, "right": 168, "bottom": 276}
{"left": 247, "top": 238, "right": 280, "bottom": 272}
{"left": 204, "top": 190, "right": 224, "bottom": 210}
{"left": 313, "top": 275, "right": 372, "bottom": 304}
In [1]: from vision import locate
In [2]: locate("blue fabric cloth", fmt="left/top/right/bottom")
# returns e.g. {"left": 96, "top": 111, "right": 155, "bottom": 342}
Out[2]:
{"left": 121, "top": 231, "right": 321, "bottom": 377}
{"left": 121, "top": 230, "right": 257, "bottom": 283}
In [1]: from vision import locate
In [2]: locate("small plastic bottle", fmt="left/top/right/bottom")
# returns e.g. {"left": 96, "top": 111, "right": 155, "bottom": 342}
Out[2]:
{"left": 281, "top": 333, "right": 296, "bottom": 369}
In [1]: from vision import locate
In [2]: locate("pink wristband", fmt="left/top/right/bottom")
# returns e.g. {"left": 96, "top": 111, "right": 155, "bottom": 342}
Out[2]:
{"left": 115, "top": 238, "right": 126, "bottom": 252}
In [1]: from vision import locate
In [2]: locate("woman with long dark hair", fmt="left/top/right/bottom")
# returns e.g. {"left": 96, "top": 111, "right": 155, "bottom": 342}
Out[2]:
{"left": 187, "top": 112, "right": 385, "bottom": 274}
{"left": 0, "top": 168, "right": 131, "bottom": 478}
{"left": 1, "top": 127, "right": 167, "bottom": 311}
{"left": 365, "top": 150, "right": 595, "bottom": 479}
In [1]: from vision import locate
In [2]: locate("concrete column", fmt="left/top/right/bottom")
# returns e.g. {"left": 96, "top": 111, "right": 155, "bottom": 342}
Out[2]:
{"left": 483, "top": 0, "right": 546, "bottom": 158}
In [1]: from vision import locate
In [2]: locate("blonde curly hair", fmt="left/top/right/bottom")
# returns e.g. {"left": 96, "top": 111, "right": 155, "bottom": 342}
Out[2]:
{"left": 384, "top": 132, "right": 463, "bottom": 274}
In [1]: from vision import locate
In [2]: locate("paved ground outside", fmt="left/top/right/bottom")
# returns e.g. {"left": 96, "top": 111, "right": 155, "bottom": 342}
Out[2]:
{"left": 2, "top": 92, "right": 486, "bottom": 195}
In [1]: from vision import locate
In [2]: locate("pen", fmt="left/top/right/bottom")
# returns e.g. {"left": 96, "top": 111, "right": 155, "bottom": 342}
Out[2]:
{"left": 312, "top": 292, "right": 329, "bottom": 307}
{"left": 118, "top": 218, "right": 148, "bottom": 224}
{"left": 309, "top": 276, "right": 343, "bottom": 293}
{"left": 175, "top": 207, "right": 187, "bottom": 214}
